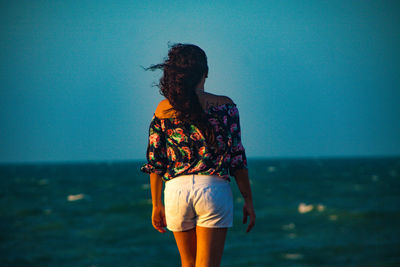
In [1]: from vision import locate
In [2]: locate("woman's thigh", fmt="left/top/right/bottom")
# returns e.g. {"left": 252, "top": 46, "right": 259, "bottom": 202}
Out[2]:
{"left": 195, "top": 226, "right": 228, "bottom": 266}
{"left": 173, "top": 228, "right": 197, "bottom": 266}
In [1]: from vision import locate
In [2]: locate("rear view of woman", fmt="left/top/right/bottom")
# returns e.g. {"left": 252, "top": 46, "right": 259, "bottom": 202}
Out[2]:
{"left": 141, "top": 43, "right": 255, "bottom": 267}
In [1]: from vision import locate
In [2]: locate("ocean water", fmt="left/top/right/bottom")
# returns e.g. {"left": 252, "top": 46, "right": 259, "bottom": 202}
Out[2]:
{"left": 1, "top": 157, "right": 399, "bottom": 266}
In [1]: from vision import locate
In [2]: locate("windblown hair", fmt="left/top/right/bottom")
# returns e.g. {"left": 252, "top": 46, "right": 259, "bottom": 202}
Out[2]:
{"left": 145, "top": 43, "right": 215, "bottom": 148}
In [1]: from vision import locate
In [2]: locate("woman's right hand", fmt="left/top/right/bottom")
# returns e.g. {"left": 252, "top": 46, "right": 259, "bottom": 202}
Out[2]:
{"left": 243, "top": 201, "right": 256, "bottom": 232}
{"left": 152, "top": 205, "right": 167, "bottom": 233}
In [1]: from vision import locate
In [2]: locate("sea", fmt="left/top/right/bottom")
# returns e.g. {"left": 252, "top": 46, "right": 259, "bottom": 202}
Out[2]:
{"left": 1, "top": 157, "right": 399, "bottom": 266}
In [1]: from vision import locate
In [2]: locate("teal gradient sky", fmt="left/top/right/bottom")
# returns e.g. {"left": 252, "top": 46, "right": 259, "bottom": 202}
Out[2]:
{"left": 1, "top": 0, "right": 399, "bottom": 163}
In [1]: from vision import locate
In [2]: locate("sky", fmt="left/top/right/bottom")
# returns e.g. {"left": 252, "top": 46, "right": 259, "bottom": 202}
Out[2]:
{"left": 0, "top": 0, "right": 399, "bottom": 163}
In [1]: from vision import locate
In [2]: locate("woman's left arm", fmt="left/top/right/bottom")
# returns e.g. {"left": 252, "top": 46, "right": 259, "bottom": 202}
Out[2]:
{"left": 150, "top": 172, "right": 167, "bottom": 233}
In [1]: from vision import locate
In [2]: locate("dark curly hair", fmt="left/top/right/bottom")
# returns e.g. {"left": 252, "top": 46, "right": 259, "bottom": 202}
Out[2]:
{"left": 145, "top": 43, "right": 215, "bottom": 148}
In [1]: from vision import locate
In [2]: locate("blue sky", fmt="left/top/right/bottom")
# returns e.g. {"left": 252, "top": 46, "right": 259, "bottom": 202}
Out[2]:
{"left": 1, "top": 0, "right": 399, "bottom": 163}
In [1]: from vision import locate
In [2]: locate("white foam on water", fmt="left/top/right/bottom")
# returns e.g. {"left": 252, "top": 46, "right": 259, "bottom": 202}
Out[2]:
{"left": 298, "top": 203, "right": 313, "bottom": 213}
{"left": 287, "top": 233, "right": 297, "bottom": 239}
{"left": 141, "top": 183, "right": 150, "bottom": 190}
{"left": 282, "top": 253, "right": 304, "bottom": 260}
{"left": 282, "top": 223, "right": 296, "bottom": 230}
{"left": 67, "top": 193, "right": 85, "bottom": 202}
{"left": 317, "top": 204, "right": 325, "bottom": 212}
{"left": 267, "top": 166, "right": 276, "bottom": 172}
{"left": 329, "top": 214, "right": 338, "bottom": 221}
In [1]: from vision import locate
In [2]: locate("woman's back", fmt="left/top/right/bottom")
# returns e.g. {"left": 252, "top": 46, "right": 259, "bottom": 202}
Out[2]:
{"left": 141, "top": 92, "right": 247, "bottom": 181}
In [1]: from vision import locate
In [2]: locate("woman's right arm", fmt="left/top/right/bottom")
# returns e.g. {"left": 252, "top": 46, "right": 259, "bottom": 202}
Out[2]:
{"left": 141, "top": 113, "right": 168, "bottom": 233}
{"left": 150, "top": 172, "right": 167, "bottom": 233}
{"left": 233, "top": 168, "right": 256, "bottom": 232}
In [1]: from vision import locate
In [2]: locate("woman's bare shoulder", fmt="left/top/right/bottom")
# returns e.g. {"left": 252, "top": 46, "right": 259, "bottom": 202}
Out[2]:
{"left": 200, "top": 92, "right": 234, "bottom": 110}
{"left": 155, "top": 99, "right": 176, "bottom": 118}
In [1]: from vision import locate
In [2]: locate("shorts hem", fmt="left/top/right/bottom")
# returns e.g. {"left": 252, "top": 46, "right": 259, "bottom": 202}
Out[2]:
{"left": 167, "top": 226, "right": 196, "bottom": 232}
{"left": 196, "top": 223, "right": 233, "bottom": 229}
{"left": 167, "top": 224, "right": 233, "bottom": 232}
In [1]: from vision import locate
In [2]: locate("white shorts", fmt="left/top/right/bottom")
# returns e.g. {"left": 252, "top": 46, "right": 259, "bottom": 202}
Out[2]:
{"left": 164, "top": 174, "right": 234, "bottom": 232}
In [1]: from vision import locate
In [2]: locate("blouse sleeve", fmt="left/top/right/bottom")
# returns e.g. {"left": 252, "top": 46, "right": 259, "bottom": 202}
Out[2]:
{"left": 140, "top": 116, "right": 168, "bottom": 175}
{"left": 228, "top": 105, "right": 248, "bottom": 176}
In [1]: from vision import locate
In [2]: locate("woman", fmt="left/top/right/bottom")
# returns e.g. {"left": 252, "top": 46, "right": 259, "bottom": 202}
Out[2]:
{"left": 141, "top": 43, "right": 255, "bottom": 267}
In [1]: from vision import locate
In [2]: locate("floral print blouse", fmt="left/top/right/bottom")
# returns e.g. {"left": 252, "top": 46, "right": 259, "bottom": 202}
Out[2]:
{"left": 140, "top": 103, "right": 247, "bottom": 181}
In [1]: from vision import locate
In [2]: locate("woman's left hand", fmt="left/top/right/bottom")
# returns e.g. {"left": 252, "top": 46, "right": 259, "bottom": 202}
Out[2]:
{"left": 243, "top": 201, "right": 256, "bottom": 233}
{"left": 152, "top": 205, "right": 167, "bottom": 233}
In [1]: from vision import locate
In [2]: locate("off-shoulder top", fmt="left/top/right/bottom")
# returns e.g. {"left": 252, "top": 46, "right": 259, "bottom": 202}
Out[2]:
{"left": 140, "top": 103, "right": 247, "bottom": 181}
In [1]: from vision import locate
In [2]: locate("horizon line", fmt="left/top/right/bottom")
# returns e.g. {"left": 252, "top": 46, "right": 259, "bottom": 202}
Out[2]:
{"left": 1, "top": 154, "right": 399, "bottom": 166}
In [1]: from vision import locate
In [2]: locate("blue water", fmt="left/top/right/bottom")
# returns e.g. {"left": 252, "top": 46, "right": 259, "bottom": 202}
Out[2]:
{"left": 1, "top": 157, "right": 400, "bottom": 266}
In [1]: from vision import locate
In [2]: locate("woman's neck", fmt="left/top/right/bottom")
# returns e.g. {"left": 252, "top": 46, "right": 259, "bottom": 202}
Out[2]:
{"left": 195, "top": 87, "right": 205, "bottom": 94}
{"left": 195, "top": 75, "right": 206, "bottom": 94}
